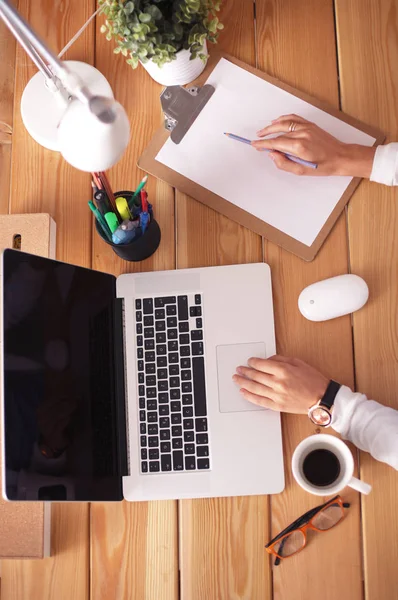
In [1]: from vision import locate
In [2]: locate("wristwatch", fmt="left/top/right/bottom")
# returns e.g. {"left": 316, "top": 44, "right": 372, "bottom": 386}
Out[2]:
{"left": 308, "top": 380, "right": 341, "bottom": 427}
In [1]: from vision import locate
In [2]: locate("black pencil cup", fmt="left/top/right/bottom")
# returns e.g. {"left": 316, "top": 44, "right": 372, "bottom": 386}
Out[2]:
{"left": 95, "top": 190, "right": 161, "bottom": 262}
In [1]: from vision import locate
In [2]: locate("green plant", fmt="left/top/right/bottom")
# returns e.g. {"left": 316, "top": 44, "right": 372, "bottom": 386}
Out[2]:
{"left": 99, "top": 0, "right": 224, "bottom": 68}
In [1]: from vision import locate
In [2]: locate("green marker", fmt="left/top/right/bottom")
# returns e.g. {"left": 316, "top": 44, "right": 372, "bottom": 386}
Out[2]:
{"left": 105, "top": 212, "right": 119, "bottom": 233}
{"left": 88, "top": 201, "right": 112, "bottom": 241}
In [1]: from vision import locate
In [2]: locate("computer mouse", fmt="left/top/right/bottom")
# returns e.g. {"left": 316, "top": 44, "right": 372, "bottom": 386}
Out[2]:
{"left": 298, "top": 274, "right": 369, "bottom": 322}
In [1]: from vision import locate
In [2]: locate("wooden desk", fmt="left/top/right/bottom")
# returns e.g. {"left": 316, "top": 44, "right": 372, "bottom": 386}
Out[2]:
{"left": 0, "top": 1, "right": 397, "bottom": 599}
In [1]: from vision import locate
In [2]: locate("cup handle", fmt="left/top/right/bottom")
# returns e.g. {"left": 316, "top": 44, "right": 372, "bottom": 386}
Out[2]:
{"left": 348, "top": 476, "right": 372, "bottom": 495}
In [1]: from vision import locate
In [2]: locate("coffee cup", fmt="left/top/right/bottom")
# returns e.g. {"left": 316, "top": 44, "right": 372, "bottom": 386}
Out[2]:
{"left": 292, "top": 434, "right": 371, "bottom": 496}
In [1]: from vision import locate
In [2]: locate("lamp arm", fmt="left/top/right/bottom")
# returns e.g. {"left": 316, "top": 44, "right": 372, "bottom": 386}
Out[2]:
{"left": 0, "top": 0, "right": 91, "bottom": 103}
{"left": 0, "top": 0, "right": 53, "bottom": 80}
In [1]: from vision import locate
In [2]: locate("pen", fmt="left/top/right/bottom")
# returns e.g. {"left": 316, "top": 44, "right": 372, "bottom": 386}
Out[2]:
{"left": 104, "top": 212, "right": 119, "bottom": 233}
{"left": 112, "top": 219, "right": 140, "bottom": 244}
{"left": 116, "top": 196, "right": 132, "bottom": 221}
{"left": 140, "top": 211, "right": 150, "bottom": 234}
{"left": 94, "top": 190, "right": 111, "bottom": 215}
{"left": 140, "top": 190, "right": 148, "bottom": 213}
{"left": 224, "top": 132, "right": 318, "bottom": 169}
{"left": 88, "top": 201, "right": 112, "bottom": 241}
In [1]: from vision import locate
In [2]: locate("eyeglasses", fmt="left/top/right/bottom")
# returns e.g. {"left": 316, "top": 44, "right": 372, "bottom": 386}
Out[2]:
{"left": 265, "top": 495, "right": 350, "bottom": 565}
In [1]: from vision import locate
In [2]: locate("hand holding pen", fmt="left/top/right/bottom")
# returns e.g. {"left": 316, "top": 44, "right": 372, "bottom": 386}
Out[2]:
{"left": 248, "top": 114, "right": 375, "bottom": 178}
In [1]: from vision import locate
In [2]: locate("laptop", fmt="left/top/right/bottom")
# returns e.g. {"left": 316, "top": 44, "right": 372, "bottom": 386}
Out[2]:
{"left": 1, "top": 249, "right": 284, "bottom": 502}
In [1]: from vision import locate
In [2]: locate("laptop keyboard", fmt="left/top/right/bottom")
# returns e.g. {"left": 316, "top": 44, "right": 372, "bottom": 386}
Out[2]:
{"left": 135, "top": 294, "right": 210, "bottom": 474}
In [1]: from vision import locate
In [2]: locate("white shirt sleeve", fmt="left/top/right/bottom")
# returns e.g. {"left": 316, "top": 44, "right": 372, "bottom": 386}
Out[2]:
{"left": 370, "top": 143, "right": 398, "bottom": 186}
{"left": 331, "top": 386, "right": 398, "bottom": 470}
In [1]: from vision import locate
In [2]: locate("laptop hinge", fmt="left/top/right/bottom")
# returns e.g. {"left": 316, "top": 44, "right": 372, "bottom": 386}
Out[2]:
{"left": 113, "top": 298, "right": 129, "bottom": 476}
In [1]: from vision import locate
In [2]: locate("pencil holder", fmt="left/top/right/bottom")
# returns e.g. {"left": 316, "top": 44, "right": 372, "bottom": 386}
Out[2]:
{"left": 95, "top": 190, "right": 161, "bottom": 262}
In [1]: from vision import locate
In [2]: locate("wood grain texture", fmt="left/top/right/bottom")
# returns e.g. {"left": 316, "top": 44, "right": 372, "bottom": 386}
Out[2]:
{"left": 90, "top": 501, "right": 177, "bottom": 600}
{"left": 9, "top": 0, "right": 95, "bottom": 268}
{"left": 177, "top": 2, "right": 270, "bottom": 600}
{"left": 0, "top": 19, "right": 15, "bottom": 215}
{"left": 255, "top": 1, "right": 363, "bottom": 599}
{"left": 335, "top": 1, "right": 398, "bottom": 598}
{"left": 3, "top": 0, "right": 94, "bottom": 598}
{"left": 90, "top": 11, "right": 178, "bottom": 600}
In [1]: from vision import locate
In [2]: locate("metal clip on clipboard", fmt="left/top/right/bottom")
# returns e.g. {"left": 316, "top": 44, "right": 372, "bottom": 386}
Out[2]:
{"left": 160, "top": 84, "right": 215, "bottom": 144}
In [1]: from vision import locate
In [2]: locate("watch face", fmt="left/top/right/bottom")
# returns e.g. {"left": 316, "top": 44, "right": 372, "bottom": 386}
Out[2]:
{"left": 309, "top": 406, "right": 332, "bottom": 427}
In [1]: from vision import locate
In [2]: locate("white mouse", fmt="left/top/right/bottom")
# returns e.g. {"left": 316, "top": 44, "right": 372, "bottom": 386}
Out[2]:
{"left": 298, "top": 274, "right": 369, "bottom": 322}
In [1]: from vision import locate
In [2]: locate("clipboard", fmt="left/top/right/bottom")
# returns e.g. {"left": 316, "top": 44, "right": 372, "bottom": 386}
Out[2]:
{"left": 138, "top": 53, "right": 384, "bottom": 261}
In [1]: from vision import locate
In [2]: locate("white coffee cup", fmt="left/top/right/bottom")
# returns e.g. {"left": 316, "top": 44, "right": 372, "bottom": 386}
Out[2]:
{"left": 292, "top": 434, "right": 371, "bottom": 496}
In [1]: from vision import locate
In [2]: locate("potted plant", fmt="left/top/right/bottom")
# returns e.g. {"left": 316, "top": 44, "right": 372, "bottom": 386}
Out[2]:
{"left": 99, "top": 0, "right": 224, "bottom": 86}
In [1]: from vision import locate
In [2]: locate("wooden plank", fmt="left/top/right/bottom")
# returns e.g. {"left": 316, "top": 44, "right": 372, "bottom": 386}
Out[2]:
{"left": 0, "top": 19, "right": 15, "bottom": 215}
{"left": 335, "top": 1, "right": 398, "bottom": 599}
{"left": 90, "top": 501, "right": 177, "bottom": 600}
{"left": 2, "top": 0, "right": 95, "bottom": 598}
{"left": 177, "top": 3, "right": 270, "bottom": 600}
{"left": 90, "top": 11, "right": 178, "bottom": 600}
{"left": 255, "top": 1, "right": 363, "bottom": 599}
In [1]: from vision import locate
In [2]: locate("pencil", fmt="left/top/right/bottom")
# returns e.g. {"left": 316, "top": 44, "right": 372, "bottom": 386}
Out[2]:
{"left": 92, "top": 172, "right": 103, "bottom": 190}
{"left": 224, "top": 132, "right": 318, "bottom": 169}
{"left": 133, "top": 174, "right": 148, "bottom": 197}
{"left": 96, "top": 172, "right": 121, "bottom": 220}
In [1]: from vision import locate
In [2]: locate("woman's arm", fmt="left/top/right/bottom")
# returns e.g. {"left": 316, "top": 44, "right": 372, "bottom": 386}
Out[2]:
{"left": 332, "top": 386, "right": 398, "bottom": 470}
{"left": 233, "top": 355, "right": 398, "bottom": 470}
{"left": 252, "top": 114, "right": 398, "bottom": 185}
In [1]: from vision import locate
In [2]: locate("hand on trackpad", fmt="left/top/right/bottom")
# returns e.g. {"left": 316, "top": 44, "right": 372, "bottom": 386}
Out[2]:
{"left": 216, "top": 343, "right": 266, "bottom": 413}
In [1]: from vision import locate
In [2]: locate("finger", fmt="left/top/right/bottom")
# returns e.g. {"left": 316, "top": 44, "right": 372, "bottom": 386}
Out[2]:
{"left": 251, "top": 135, "right": 303, "bottom": 154}
{"left": 271, "top": 114, "right": 310, "bottom": 125}
{"left": 256, "top": 120, "right": 308, "bottom": 137}
{"left": 267, "top": 355, "right": 296, "bottom": 364}
{"left": 269, "top": 151, "right": 311, "bottom": 176}
{"left": 257, "top": 115, "right": 310, "bottom": 136}
{"left": 247, "top": 356, "right": 289, "bottom": 375}
{"left": 239, "top": 388, "right": 279, "bottom": 411}
{"left": 233, "top": 374, "right": 275, "bottom": 398}
{"left": 235, "top": 365, "right": 274, "bottom": 387}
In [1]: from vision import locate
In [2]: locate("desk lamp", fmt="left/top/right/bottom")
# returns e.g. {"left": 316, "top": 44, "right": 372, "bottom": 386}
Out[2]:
{"left": 0, "top": 0, "right": 130, "bottom": 172}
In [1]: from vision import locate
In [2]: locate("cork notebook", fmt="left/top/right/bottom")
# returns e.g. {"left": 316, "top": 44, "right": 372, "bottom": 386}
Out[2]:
{"left": 0, "top": 213, "right": 55, "bottom": 558}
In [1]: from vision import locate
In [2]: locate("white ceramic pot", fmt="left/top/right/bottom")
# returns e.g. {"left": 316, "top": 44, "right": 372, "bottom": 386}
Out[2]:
{"left": 141, "top": 41, "right": 207, "bottom": 86}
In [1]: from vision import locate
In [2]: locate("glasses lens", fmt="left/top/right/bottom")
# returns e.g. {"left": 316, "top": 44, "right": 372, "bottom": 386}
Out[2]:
{"left": 312, "top": 504, "right": 344, "bottom": 531}
{"left": 273, "top": 530, "right": 305, "bottom": 558}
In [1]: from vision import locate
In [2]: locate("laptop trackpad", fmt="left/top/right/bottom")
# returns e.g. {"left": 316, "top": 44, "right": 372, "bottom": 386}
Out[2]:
{"left": 216, "top": 343, "right": 266, "bottom": 413}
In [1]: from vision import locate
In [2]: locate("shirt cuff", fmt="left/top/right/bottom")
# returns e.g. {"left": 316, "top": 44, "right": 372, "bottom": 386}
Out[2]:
{"left": 370, "top": 143, "right": 398, "bottom": 186}
{"left": 331, "top": 385, "right": 357, "bottom": 437}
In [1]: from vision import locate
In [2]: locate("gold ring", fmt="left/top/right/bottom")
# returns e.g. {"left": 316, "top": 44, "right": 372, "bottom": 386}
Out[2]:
{"left": 289, "top": 121, "right": 297, "bottom": 132}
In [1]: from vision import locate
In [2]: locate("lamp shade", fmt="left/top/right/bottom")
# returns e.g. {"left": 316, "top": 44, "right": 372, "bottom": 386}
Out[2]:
{"left": 57, "top": 97, "right": 130, "bottom": 172}
{"left": 21, "top": 61, "right": 115, "bottom": 152}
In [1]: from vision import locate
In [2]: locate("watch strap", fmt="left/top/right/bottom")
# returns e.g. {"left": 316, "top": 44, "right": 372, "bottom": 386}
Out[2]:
{"left": 320, "top": 380, "right": 341, "bottom": 410}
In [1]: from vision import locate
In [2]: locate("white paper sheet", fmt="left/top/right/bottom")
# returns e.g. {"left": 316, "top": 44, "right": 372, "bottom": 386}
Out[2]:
{"left": 156, "top": 58, "right": 376, "bottom": 247}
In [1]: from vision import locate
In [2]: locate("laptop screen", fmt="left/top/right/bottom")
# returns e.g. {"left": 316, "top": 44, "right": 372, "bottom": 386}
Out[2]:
{"left": 2, "top": 250, "right": 126, "bottom": 501}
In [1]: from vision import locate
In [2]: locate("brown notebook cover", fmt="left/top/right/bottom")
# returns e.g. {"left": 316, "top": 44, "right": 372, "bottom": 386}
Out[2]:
{"left": 0, "top": 213, "right": 56, "bottom": 558}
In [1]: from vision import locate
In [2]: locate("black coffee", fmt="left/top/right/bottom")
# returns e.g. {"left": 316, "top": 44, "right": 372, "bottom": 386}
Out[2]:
{"left": 302, "top": 449, "right": 341, "bottom": 487}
